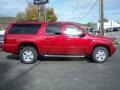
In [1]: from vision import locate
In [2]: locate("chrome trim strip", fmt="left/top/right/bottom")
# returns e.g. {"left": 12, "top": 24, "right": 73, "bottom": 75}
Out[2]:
{"left": 45, "top": 55, "right": 85, "bottom": 58}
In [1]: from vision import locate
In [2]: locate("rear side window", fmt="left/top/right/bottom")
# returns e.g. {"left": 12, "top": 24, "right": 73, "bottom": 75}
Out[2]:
{"left": 46, "top": 24, "right": 62, "bottom": 35}
{"left": 9, "top": 24, "right": 41, "bottom": 34}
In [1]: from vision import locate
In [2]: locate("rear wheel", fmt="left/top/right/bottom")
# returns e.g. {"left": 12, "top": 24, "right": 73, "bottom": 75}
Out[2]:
{"left": 20, "top": 47, "right": 38, "bottom": 64}
{"left": 92, "top": 46, "right": 109, "bottom": 63}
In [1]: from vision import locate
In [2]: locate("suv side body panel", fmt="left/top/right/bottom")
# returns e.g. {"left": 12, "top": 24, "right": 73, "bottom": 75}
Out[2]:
{"left": 62, "top": 23, "right": 92, "bottom": 55}
{"left": 37, "top": 23, "right": 64, "bottom": 55}
{"left": 3, "top": 22, "right": 116, "bottom": 58}
{"left": 3, "top": 23, "right": 43, "bottom": 54}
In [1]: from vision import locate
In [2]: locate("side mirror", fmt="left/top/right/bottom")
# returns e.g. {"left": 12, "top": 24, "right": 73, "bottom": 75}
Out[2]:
{"left": 79, "top": 33, "right": 86, "bottom": 37}
{"left": 54, "top": 32, "right": 61, "bottom": 35}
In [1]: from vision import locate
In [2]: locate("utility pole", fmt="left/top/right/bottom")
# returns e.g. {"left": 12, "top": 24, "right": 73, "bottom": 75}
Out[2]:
{"left": 99, "top": 0, "right": 104, "bottom": 36}
{"left": 43, "top": 4, "right": 47, "bottom": 22}
{"left": 38, "top": 5, "right": 41, "bottom": 22}
{"left": 34, "top": 0, "right": 49, "bottom": 22}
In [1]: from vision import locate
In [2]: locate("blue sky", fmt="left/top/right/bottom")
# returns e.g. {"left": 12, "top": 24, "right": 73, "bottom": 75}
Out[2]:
{"left": 0, "top": 0, "right": 120, "bottom": 23}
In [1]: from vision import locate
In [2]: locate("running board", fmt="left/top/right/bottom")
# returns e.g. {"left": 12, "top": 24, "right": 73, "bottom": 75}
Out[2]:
{"left": 45, "top": 55, "right": 85, "bottom": 58}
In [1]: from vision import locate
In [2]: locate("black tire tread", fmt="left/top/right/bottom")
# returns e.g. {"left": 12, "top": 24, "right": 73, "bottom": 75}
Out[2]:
{"left": 20, "top": 47, "right": 38, "bottom": 64}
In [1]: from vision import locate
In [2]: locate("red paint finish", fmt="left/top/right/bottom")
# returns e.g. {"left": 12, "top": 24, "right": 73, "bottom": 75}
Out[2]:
{"left": 0, "top": 43, "right": 2, "bottom": 48}
{"left": 3, "top": 22, "right": 116, "bottom": 57}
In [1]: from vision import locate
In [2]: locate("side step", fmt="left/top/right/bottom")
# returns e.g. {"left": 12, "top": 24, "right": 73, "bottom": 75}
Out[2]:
{"left": 45, "top": 55, "right": 85, "bottom": 58}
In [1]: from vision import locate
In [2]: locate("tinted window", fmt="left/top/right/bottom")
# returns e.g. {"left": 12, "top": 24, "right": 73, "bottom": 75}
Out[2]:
{"left": 9, "top": 24, "right": 41, "bottom": 34}
{"left": 46, "top": 24, "right": 61, "bottom": 35}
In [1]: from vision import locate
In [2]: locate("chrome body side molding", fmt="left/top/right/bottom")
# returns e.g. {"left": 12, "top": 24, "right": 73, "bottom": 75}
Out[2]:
{"left": 45, "top": 55, "right": 85, "bottom": 58}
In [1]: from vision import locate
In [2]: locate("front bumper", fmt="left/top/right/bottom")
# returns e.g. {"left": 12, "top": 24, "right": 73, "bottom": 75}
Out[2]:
{"left": 110, "top": 46, "right": 116, "bottom": 57}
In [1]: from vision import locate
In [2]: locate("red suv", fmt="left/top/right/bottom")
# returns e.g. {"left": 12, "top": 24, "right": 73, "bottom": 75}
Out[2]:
{"left": 3, "top": 22, "right": 116, "bottom": 64}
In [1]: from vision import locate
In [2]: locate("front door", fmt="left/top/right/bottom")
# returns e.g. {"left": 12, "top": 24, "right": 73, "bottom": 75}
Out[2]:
{"left": 62, "top": 24, "right": 91, "bottom": 55}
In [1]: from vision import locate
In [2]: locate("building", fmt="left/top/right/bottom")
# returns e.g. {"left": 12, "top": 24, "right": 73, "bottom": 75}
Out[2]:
{"left": 97, "top": 20, "right": 120, "bottom": 30}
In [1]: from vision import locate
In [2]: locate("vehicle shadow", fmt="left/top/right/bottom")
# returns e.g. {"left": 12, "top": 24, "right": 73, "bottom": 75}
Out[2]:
{"left": 41, "top": 57, "right": 93, "bottom": 63}
{"left": 6, "top": 54, "right": 92, "bottom": 63}
{"left": 6, "top": 54, "right": 19, "bottom": 61}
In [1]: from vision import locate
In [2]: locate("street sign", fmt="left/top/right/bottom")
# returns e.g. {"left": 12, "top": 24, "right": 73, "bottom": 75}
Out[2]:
{"left": 34, "top": 0, "right": 49, "bottom": 5}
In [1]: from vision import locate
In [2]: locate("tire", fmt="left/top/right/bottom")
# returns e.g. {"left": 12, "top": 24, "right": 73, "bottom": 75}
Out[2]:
{"left": 92, "top": 46, "right": 109, "bottom": 63}
{"left": 20, "top": 47, "right": 38, "bottom": 64}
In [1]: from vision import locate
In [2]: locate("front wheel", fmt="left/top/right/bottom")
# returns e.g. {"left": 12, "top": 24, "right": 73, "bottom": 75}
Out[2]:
{"left": 20, "top": 47, "right": 38, "bottom": 64}
{"left": 92, "top": 46, "right": 109, "bottom": 63}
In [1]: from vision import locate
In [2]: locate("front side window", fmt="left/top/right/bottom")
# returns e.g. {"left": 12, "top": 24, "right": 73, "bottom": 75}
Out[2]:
{"left": 9, "top": 24, "right": 41, "bottom": 34}
{"left": 46, "top": 24, "right": 62, "bottom": 35}
{"left": 64, "top": 25, "right": 82, "bottom": 36}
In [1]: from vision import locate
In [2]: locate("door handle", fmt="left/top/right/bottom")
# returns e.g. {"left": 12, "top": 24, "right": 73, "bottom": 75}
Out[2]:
{"left": 45, "top": 38, "right": 50, "bottom": 40}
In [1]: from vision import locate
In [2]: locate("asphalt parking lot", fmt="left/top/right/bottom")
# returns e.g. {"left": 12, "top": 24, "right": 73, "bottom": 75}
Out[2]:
{"left": 0, "top": 46, "right": 120, "bottom": 90}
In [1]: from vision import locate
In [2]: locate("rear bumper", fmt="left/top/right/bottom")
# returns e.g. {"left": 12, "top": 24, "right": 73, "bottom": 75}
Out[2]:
{"left": 3, "top": 44, "right": 18, "bottom": 54}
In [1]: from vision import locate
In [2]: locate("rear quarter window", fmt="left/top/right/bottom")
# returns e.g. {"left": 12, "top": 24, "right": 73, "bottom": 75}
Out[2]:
{"left": 9, "top": 24, "right": 41, "bottom": 34}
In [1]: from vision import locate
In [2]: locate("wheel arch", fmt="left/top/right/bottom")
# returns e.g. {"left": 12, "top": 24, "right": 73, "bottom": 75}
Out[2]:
{"left": 91, "top": 44, "right": 110, "bottom": 57}
{"left": 18, "top": 42, "right": 39, "bottom": 55}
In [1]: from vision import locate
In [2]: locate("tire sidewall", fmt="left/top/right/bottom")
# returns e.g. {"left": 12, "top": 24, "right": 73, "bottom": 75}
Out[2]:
{"left": 20, "top": 47, "right": 38, "bottom": 64}
{"left": 92, "top": 47, "right": 109, "bottom": 63}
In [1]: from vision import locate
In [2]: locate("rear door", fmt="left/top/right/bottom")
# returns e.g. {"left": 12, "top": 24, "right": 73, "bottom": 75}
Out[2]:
{"left": 40, "top": 23, "right": 64, "bottom": 55}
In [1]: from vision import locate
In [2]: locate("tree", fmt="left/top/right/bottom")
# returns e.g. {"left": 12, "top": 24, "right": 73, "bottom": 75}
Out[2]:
{"left": 16, "top": 12, "right": 27, "bottom": 22}
{"left": 86, "top": 22, "right": 97, "bottom": 30}
{"left": 46, "top": 8, "right": 57, "bottom": 22}
{"left": 104, "top": 18, "right": 108, "bottom": 22}
{"left": 25, "top": 3, "right": 57, "bottom": 22}
{"left": 26, "top": 4, "right": 38, "bottom": 21}
{"left": 87, "top": 22, "right": 92, "bottom": 27}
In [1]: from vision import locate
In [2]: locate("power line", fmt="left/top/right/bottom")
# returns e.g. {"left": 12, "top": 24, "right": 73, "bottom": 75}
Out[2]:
{"left": 69, "top": 0, "right": 91, "bottom": 20}
{"left": 69, "top": 0, "right": 98, "bottom": 21}
{"left": 73, "top": 0, "right": 91, "bottom": 14}
{"left": 72, "top": 2, "right": 80, "bottom": 13}
{"left": 80, "top": 0, "right": 98, "bottom": 21}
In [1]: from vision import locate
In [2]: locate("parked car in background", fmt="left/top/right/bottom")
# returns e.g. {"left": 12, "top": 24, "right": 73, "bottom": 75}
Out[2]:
{"left": 113, "top": 27, "right": 118, "bottom": 31}
{"left": 105, "top": 28, "right": 113, "bottom": 32}
{"left": 0, "top": 34, "right": 3, "bottom": 48}
{"left": 117, "top": 27, "right": 120, "bottom": 31}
